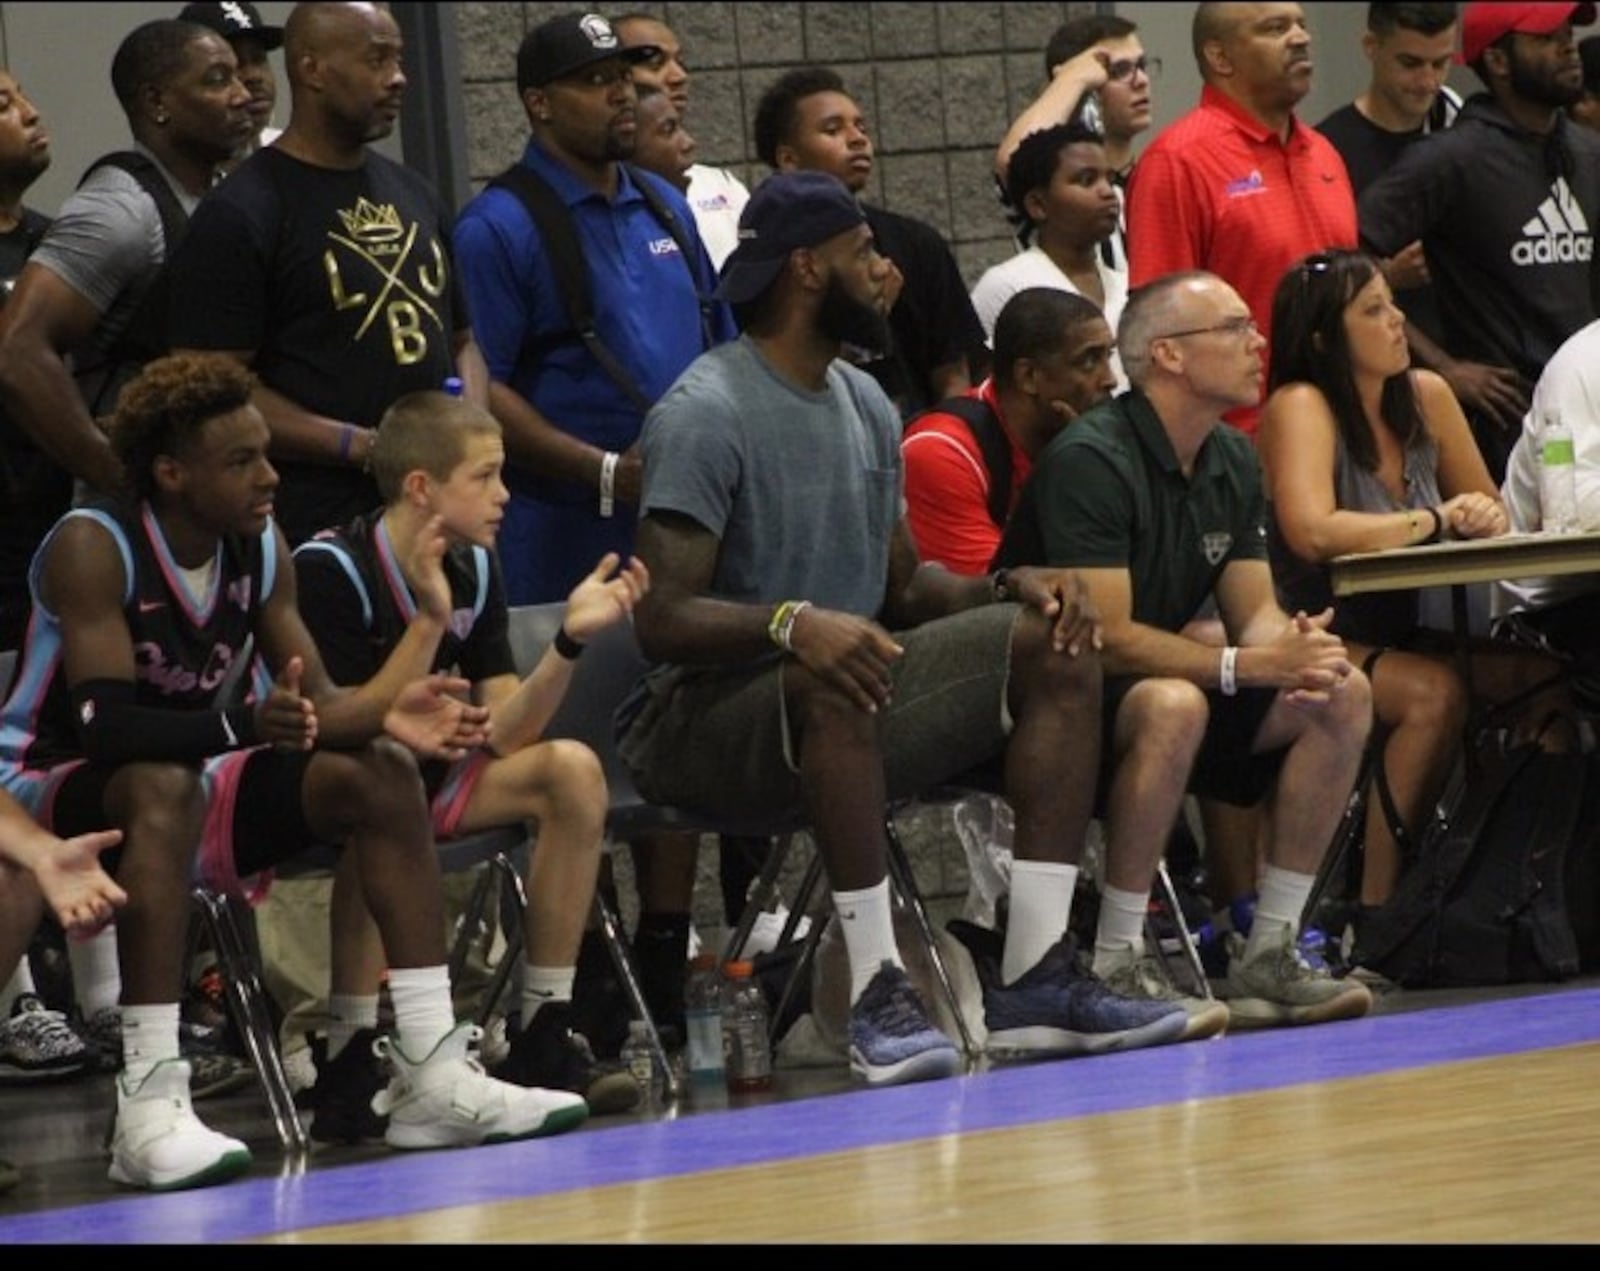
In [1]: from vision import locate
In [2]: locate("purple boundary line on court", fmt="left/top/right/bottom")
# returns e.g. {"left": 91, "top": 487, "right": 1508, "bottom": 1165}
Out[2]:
{"left": 5, "top": 986, "right": 1598, "bottom": 1244}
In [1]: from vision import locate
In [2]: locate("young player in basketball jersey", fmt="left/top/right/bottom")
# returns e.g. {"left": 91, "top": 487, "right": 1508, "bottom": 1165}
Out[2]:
{"left": 0, "top": 354, "right": 587, "bottom": 1192}
{"left": 292, "top": 389, "right": 650, "bottom": 1137}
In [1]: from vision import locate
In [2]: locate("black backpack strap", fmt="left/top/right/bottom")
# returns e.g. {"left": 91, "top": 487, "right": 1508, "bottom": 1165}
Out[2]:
{"left": 623, "top": 162, "right": 717, "bottom": 351}
{"left": 489, "top": 161, "right": 711, "bottom": 415}
{"left": 84, "top": 151, "right": 188, "bottom": 251}
{"left": 911, "top": 396, "right": 1013, "bottom": 530}
{"left": 77, "top": 151, "right": 191, "bottom": 413}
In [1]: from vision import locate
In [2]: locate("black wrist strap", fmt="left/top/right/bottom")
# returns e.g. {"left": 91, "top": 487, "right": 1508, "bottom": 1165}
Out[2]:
{"left": 553, "top": 626, "right": 585, "bottom": 661}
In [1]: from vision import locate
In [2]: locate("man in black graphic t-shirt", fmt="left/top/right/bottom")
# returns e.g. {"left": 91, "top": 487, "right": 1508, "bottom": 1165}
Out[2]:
{"left": 166, "top": 1, "right": 484, "bottom": 546}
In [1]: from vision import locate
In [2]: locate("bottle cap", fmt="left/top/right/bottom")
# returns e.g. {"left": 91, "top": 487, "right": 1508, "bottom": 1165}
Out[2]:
{"left": 724, "top": 959, "right": 755, "bottom": 978}
{"left": 443, "top": 376, "right": 464, "bottom": 397}
{"left": 689, "top": 951, "right": 719, "bottom": 972}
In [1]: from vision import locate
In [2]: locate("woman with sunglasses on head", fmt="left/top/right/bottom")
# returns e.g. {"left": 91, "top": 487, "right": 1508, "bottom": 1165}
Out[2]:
{"left": 1258, "top": 249, "right": 1568, "bottom": 931}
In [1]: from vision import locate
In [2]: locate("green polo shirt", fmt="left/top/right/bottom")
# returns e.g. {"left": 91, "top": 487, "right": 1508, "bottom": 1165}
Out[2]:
{"left": 996, "top": 390, "right": 1267, "bottom": 634}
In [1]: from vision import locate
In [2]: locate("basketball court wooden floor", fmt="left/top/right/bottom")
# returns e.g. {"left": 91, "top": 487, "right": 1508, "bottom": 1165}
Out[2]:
{"left": 4, "top": 975, "right": 1600, "bottom": 1244}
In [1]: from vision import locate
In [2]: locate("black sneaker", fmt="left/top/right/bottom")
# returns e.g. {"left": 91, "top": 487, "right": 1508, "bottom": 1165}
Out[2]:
{"left": 307, "top": 1028, "right": 389, "bottom": 1145}
{"left": 494, "top": 1003, "right": 640, "bottom": 1115}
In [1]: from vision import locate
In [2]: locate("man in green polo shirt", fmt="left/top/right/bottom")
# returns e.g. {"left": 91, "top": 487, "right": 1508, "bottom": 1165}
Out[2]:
{"left": 997, "top": 269, "right": 1375, "bottom": 1031}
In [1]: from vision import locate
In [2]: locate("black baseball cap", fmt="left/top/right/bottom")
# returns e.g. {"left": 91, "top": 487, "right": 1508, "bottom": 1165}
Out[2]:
{"left": 715, "top": 172, "right": 868, "bottom": 306}
{"left": 516, "top": 13, "right": 656, "bottom": 93}
{"left": 178, "top": 1, "right": 284, "bottom": 51}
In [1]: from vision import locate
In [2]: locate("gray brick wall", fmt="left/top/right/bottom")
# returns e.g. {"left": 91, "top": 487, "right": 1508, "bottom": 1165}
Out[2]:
{"left": 454, "top": 1, "right": 1099, "bottom": 289}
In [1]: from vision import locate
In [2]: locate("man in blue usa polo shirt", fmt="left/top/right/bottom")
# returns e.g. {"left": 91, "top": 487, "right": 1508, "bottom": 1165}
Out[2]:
{"left": 454, "top": 12, "right": 735, "bottom": 1056}
{"left": 454, "top": 11, "right": 734, "bottom": 606}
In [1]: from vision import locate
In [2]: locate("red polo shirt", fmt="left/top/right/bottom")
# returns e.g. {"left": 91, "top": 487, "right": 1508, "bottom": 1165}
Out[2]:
{"left": 902, "top": 379, "right": 1029, "bottom": 577}
{"left": 1126, "top": 85, "right": 1357, "bottom": 437}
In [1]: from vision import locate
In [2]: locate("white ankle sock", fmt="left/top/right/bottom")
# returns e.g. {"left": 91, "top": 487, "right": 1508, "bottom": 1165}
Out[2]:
{"left": 121, "top": 1002, "right": 181, "bottom": 1085}
{"left": 69, "top": 924, "right": 122, "bottom": 1019}
{"left": 1245, "top": 865, "right": 1315, "bottom": 961}
{"left": 385, "top": 965, "right": 455, "bottom": 1058}
{"left": 1004, "top": 859, "right": 1078, "bottom": 985}
{"left": 519, "top": 964, "right": 574, "bottom": 1029}
{"left": 1093, "top": 884, "right": 1151, "bottom": 974}
{"left": 831, "top": 879, "right": 900, "bottom": 1004}
{"left": 326, "top": 993, "right": 380, "bottom": 1061}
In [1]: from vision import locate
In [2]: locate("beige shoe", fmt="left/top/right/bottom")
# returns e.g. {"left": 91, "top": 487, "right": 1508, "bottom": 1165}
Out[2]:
{"left": 1101, "top": 954, "right": 1230, "bottom": 1042}
{"left": 1220, "top": 929, "right": 1374, "bottom": 1029}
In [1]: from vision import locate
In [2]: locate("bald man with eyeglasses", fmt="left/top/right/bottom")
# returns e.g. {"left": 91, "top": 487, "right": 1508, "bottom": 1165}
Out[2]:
{"left": 995, "top": 270, "right": 1375, "bottom": 1035}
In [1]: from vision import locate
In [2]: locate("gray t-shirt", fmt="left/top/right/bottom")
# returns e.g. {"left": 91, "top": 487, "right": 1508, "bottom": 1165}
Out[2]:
{"left": 28, "top": 150, "right": 198, "bottom": 409}
{"left": 638, "top": 336, "right": 903, "bottom": 620}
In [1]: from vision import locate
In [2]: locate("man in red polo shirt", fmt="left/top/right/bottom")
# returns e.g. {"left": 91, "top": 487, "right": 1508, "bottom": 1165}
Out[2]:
{"left": 902, "top": 289, "right": 1116, "bottom": 577}
{"left": 1125, "top": 2, "right": 1356, "bottom": 438}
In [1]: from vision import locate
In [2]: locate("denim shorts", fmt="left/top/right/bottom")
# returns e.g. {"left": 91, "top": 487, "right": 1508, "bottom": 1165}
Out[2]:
{"left": 617, "top": 603, "right": 1027, "bottom": 821}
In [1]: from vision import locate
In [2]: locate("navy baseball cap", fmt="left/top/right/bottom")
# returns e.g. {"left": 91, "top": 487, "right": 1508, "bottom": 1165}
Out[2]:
{"left": 715, "top": 172, "right": 868, "bottom": 306}
{"left": 517, "top": 13, "right": 656, "bottom": 92}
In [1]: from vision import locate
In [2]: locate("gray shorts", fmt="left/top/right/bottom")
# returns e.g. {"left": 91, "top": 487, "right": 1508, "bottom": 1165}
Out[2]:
{"left": 617, "top": 603, "right": 1025, "bottom": 821}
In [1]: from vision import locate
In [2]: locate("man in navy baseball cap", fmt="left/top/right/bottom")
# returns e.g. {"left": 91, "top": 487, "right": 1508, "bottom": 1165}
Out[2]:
{"left": 715, "top": 170, "right": 869, "bottom": 306}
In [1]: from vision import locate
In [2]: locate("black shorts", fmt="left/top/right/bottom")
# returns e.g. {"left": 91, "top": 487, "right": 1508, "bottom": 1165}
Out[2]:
{"left": 1100, "top": 675, "right": 1285, "bottom": 811}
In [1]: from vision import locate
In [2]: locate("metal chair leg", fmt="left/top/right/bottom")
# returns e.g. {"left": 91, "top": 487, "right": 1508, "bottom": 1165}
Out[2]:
{"left": 191, "top": 887, "right": 309, "bottom": 1155}
{"left": 884, "top": 816, "right": 977, "bottom": 1057}
{"left": 768, "top": 906, "right": 830, "bottom": 1046}
{"left": 1151, "top": 859, "right": 1212, "bottom": 999}
{"left": 592, "top": 886, "right": 680, "bottom": 1100}
{"left": 447, "top": 859, "right": 500, "bottom": 989}
{"left": 474, "top": 854, "right": 528, "bottom": 1026}
{"left": 723, "top": 831, "right": 800, "bottom": 963}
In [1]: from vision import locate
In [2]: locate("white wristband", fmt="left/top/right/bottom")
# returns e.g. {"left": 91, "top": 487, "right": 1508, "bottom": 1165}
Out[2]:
{"left": 599, "top": 451, "right": 619, "bottom": 519}
{"left": 1220, "top": 646, "right": 1239, "bottom": 697}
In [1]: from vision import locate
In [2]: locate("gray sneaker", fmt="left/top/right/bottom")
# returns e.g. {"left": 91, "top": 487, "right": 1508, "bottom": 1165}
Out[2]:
{"left": 0, "top": 994, "right": 90, "bottom": 1083}
{"left": 1220, "top": 929, "right": 1373, "bottom": 1029}
{"left": 1100, "top": 954, "right": 1230, "bottom": 1042}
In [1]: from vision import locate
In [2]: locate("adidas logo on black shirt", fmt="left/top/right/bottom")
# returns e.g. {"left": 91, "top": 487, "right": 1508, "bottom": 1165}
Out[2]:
{"left": 1512, "top": 177, "right": 1593, "bottom": 266}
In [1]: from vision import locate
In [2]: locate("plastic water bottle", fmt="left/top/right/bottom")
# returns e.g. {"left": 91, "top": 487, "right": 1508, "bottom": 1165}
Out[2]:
{"left": 683, "top": 952, "right": 726, "bottom": 1084}
{"left": 1538, "top": 409, "right": 1579, "bottom": 534}
{"left": 720, "top": 959, "right": 773, "bottom": 1094}
{"left": 619, "top": 1020, "right": 665, "bottom": 1108}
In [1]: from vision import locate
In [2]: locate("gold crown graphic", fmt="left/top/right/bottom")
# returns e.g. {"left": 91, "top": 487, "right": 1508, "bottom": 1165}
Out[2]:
{"left": 337, "top": 198, "right": 404, "bottom": 243}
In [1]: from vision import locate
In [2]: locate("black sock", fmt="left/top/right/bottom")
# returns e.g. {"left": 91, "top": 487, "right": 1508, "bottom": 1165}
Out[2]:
{"left": 632, "top": 912, "right": 691, "bottom": 1029}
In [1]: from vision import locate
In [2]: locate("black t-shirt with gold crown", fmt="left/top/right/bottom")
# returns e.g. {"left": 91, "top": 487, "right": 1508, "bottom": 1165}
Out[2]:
{"left": 165, "top": 148, "right": 468, "bottom": 546}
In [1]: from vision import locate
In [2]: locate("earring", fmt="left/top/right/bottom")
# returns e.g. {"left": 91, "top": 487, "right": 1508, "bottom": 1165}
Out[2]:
{"left": 155, "top": 110, "right": 169, "bottom": 125}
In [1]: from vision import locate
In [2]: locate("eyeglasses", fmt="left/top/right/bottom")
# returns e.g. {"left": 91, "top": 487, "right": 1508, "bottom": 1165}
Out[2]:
{"left": 1106, "top": 55, "right": 1161, "bottom": 82}
{"left": 1152, "top": 315, "right": 1261, "bottom": 341}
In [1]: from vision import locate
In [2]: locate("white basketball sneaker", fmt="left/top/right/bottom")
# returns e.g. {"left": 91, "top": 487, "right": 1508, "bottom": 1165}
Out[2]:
{"left": 373, "top": 1022, "right": 589, "bottom": 1150}
{"left": 107, "top": 1058, "right": 253, "bottom": 1191}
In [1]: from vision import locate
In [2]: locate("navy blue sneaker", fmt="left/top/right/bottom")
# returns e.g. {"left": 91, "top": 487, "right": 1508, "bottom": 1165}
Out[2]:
{"left": 980, "top": 936, "right": 1188, "bottom": 1060}
{"left": 847, "top": 962, "right": 962, "bottom": 1087}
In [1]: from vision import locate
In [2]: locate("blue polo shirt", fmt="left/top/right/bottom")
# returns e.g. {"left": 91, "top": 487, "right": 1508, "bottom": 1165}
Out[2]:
{"left": 454, "top": 141, "right": 734, "bottom": 505}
